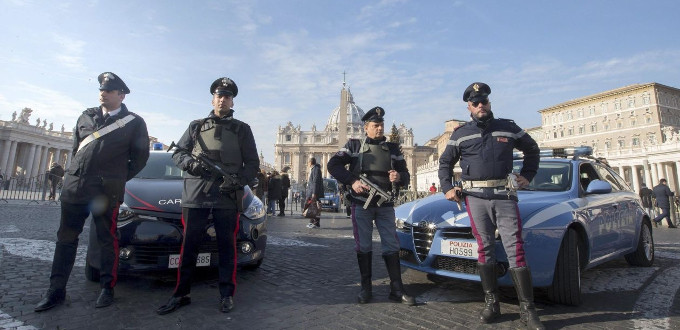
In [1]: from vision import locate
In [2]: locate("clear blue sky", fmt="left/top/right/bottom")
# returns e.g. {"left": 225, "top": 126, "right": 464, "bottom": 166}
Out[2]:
{"left": 1, "top": 0, "right": 679, "bottom": 163}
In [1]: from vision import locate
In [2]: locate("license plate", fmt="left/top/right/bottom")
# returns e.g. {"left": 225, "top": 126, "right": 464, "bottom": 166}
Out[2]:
{"left": 168, "top": 253, "right": 211, "bottom": 268}
{"left": 441, "top": 239, "right": 478, "bottom": 259}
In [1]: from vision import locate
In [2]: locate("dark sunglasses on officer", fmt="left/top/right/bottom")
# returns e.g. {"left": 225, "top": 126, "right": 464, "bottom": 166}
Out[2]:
{"left": 470, "top": 98, "right": 489, "bottom": 107}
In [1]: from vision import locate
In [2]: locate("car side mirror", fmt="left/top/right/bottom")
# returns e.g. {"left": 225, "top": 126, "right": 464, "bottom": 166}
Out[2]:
{"left": 585, "top": 179, "right": 612, "bottom": 194}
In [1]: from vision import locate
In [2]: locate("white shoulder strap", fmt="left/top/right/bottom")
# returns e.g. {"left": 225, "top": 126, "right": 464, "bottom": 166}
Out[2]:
{"left": 76, "top": 115, "right": 136, "bottom": 153}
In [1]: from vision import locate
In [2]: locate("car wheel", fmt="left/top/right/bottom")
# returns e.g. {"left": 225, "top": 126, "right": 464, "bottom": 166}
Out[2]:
{"left": 547, "top": 228, "right": 581, "bottom": 306}
{"left": 85, "top": 259, "right": 101, "bottom": 282}
{"left": 625, "top": 220, "right": 655, "bottom": 267}
{"left": 242, "top": 259, "right": 263, "bottom": 270}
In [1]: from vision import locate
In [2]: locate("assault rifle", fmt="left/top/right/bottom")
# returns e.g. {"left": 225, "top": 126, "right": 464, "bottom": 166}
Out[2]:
{"left": 168, "top": 141, "right": 243, "bottom": 210}
{"left": 356, "top": 174, "right": 395, "bottom": 209}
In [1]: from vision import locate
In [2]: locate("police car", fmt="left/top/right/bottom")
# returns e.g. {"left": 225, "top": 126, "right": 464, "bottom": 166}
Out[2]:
{"left": 395, "top": 147, "right": 654, "bottom": 306}
{"left": 85, "top": 146, "right": 267, "bottom": 280}
{"left": 320, "top": 178, "right": 341, "bottom": 212}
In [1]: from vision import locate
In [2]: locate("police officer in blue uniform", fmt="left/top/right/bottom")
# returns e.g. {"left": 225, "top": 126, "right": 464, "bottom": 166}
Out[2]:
{"left": 36, "top": 72, "right": 150, "bottom": 311}
{"left": 328, "top": 107, "right": 415, "bottom": 306}
{"left": 438, "top": 83, "right": 543, "bottom": 329}
{"left": 157, "top": 77, "right": 259, "bottom": 315}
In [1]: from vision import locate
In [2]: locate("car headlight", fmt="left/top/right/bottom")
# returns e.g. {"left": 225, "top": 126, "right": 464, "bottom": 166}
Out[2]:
{"left": 242, "top": 193, "right": 266, "bottom": 220}
{"left": 117, "top": 202, "right": 136, "bottom": 227}
{"left": 395, "top": 218, "right": 406, "bottom": 229}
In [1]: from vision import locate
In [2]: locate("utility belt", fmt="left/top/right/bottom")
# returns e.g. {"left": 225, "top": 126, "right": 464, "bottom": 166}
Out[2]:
{"left": 462, "top": 179, "right": 508, "bottom": 189}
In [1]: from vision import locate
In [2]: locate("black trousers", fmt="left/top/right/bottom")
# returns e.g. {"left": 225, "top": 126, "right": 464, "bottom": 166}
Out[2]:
{"left": 174, "top": 208, "right": 239, "bottom": 298}
{"left": 278, "top": 196, "right": 287, "bottom": 214}
{"left": 50, "top": 201, "right": 120, "bottom": 290}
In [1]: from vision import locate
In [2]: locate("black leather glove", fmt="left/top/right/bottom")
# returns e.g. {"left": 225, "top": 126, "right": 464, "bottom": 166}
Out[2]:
{"left": 187, "top": 160, "right": 210, "bottom": 177}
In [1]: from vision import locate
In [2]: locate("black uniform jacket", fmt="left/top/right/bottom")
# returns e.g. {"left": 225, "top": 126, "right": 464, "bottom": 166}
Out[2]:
{"left": 327, "top": 137, "right": 410, "bottom": 206}
{"left": 172, "top": 111, "right": 259, "bottom": 209}
{"left": 438, "top": 117, "right": 540, "bottom": 199}
{"left": 61, "top": 104, "right": 149, "bottom": 204}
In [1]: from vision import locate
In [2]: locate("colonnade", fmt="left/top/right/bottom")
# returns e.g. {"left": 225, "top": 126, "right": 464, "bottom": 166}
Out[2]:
{"left": 613, "top": 160, "right": 680, "bottom": 193}
{"left": 0, "top": 139, "right": 71, "bottom": 179}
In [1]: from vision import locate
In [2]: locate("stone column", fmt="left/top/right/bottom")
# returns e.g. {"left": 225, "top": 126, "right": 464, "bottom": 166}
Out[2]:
{"left": 65, "top": 150, "right": 72, "bottom": 168}
{"left": 617, "top": 166, "right": 625, "bottom": 178}
{"left": 631, "top": 165, "right": 640, "bottom": 192}
{"left": 666, "top": 163, "right": 678, "bottom": 193}
{"left": 5, "top": 142, "right": 18, "bottom": 177}
{"left": 656, "top": 162, "right": 667, "bottom": 182}
{"left": 643, "top": 160, "right": 652, "bottom": 187}
{"left": 675, "top": 161, "right": 680, "bottom": 194}
{"left": 24, "top": 144, "right": 37, "bottom": 178}
{"left": 40, "top": 145, "right": 50, "bottom": 174}
{"left": 54, "top": 149, "right": 62, "bottom": 166}
{"left": 322, "top": 153, "right": 329, "bottom": 178}
{"left": 651, "top": 161, "right": 659, "bottom": 186}
{"left": 0, "top": 140, "right": 11, "bottom": 177}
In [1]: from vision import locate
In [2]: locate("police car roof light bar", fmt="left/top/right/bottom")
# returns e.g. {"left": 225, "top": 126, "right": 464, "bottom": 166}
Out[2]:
{"left": 513, "top": 146, "right": 593, "bottom": 160}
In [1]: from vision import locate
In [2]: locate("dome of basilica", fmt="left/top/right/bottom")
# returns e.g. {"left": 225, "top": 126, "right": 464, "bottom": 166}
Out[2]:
{"left": 325, "top": 87, "right": 365, "bottom": 132}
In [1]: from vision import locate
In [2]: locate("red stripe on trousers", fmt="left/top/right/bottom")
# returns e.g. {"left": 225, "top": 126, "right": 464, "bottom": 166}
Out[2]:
{"left": 513, "top": 203, "right": 527, "bottom": 267}
{"left": 231, "top": 213, "right": 240, "bottom": 295}
{"left": 465, "top": 196, "right": 487, "bottom": 264}
{"left": 109, "top": 203, "right": 120, "bottom": 288}
{"left": 174, "top": 212, "right": 187, "bottom": 294}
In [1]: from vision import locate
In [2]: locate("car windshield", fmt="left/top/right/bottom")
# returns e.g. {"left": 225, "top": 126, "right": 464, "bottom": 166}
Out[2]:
{"left": 134, "top": 153, "right": 185, "bottom": 180}
{"left": 513, "top": 161, "right": 571, "bottom": 191}
{"left": 323, "top": 179, "right": 338, "bottom": 194}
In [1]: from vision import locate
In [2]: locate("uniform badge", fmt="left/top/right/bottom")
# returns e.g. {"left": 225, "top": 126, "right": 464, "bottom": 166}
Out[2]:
{"left": 376, "top": 107, "right": 382, "bottom": 116}
{"left": 473, "top": 83, "right": 479, "bottom": 92}
{"left": 497, "top": 137, "right": 508, "bottom": 143}
{"left": 102, "top": 72, "right": 114, "bottom": 82}
{"left": 222, "top": 78, "right": 231, "bottom": 87}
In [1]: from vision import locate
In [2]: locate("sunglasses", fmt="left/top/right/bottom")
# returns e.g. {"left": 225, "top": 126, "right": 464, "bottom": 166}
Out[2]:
{"left": 470, "top": 99, "right": 489, "bottom": 107}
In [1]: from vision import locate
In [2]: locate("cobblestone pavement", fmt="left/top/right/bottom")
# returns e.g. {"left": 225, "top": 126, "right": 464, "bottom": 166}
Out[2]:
{"left": 1, "top": 202, "right": 679, "bottom": 329}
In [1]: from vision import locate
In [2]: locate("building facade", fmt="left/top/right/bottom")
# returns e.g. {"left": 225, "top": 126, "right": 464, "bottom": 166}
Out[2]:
{"left": 0, "top": 108, "right": 73, "bottom": 180}
{"left": 539, "top": 82, "right": 680, "bottom": 193}
{"left": 273, "top": 83, "right": 433, "bottom": 189}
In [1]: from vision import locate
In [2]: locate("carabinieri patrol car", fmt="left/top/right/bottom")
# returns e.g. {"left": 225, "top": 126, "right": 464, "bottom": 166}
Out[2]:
{"left": 85, "top": 146, "right": 267, "bottom": 280}
{"left": 395, "top": 147, "right": 654, "bottom": 306}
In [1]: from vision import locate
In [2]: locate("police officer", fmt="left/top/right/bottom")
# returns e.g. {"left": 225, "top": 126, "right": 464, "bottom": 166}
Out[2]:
{"left": 157, "top": 77, "right": 259, "bottom": 315}
{"left": 438, "top": 83, "right": 543, "bottom": 329}
{"left": 328, "top": 106, "right": 415, "bottom": 306}
{"left": 35, "top": 72, "right": 150, "bottom": 311}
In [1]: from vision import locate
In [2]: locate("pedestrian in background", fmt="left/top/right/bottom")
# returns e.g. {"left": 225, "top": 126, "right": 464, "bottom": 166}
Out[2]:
{"left": 429, "top": 183, "right": 437, "bottom": 195}
{"left": 305, "top": 158, "right": 323, "bottom": 228}
{"left": 156, "top": 76, "right": 259, "bottom": 315}
{"left": 653, "top": 178, "right": 677, "bottom": 228}
{"left": 328, "top": 106, "right": 416, "bottom": 306}
{"left": 47, "top": 162, "right": 65, "bottom": 200}
{"left": 639, "top": 182, "right": 655, "bottom": 219}
{"left": 254, "top": 169, "right": 266, "bottom": 201}
{"left": 267, "top": 170, "right": 282, "bottom": 216}
{"left": 278, "top": 169, "right": 291, "bottom": 216}
{"left": 35, "top": 72, "right": 149, "bottom": 312}
{"left": 438, "top": 82, "right": 543, "bottom": 329}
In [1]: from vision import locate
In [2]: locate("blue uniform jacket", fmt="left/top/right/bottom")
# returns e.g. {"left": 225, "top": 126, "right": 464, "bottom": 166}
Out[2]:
{"left": 438, "top": 117, "right": 540, "bottom": 199}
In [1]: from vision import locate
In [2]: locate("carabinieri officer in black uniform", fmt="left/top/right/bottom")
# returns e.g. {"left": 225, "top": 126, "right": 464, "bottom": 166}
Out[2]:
{"left": 328, "top": 106, "right": 415, "bottom": 306}
{"left": 438, "top": 82, "right": 543, "bottom": 329}
{"left": 157, "top": 77, "right": 259, "bottom": 315}
{"left": 36, "top": 72, "right": 150, "bottom": 311}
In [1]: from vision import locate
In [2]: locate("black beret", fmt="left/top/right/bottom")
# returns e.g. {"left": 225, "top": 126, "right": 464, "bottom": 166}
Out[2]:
{"left": 463, "top": 82, "right": 491, "bottom": 102}
{"left": 362, "top": 106, "right": 385, "bottom": 123}
{"left": 98, "top": 72, "right": 130, "bottom": 94}
{"left": 210, "top": 77, "right": 238, "bottom": 97}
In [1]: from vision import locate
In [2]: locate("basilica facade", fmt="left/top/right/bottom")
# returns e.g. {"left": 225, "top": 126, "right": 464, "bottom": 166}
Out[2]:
{"left": 272, "top": 83, "right": 435, "bottom": 189}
